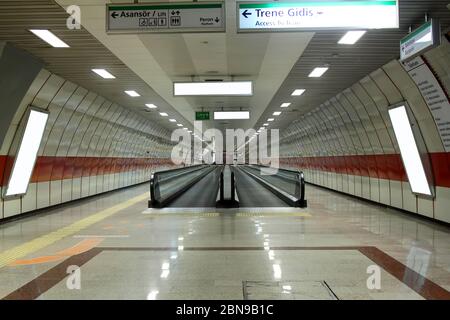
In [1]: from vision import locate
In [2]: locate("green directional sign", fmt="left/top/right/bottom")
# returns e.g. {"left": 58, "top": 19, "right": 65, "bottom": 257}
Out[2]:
{"left": 237, "top": 1, "right": 399, "bottom": 32}
{"left": 400, "top": 19, "right": 440, "bottom": 62}
{"left": 196, "top": 111, "right": 210, "bottom": 121}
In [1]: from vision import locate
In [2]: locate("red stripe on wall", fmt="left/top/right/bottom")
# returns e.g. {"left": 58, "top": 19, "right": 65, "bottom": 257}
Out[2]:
{"left": 0, "top": 155, "right": 174, "bottom": 187}
{"left": 282, "top": 152, "right": 450, "bottom": 188}
{"left": 1, "top": 153, "right": 449, "bottom": 188}
{"left": 0, "top": 155, "right": 6, "bottom": 184}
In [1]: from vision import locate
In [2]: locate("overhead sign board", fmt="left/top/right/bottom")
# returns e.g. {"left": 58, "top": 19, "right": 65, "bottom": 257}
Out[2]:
{"left": 195, "top": 111, "right": 210, "bottom": 121}
{"left": 237, "top": 1, "right": 399, "bottom": 32}
{"left": 400, "top": 19, "right": 441, "bottom": 62}
{"left": 106, "top": 2, "right": 225, "bottom": 33}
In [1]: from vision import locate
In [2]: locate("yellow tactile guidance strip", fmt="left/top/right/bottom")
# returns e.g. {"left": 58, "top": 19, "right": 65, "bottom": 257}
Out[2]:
{"left": 0, "top": 193, "right": 147, "bottom": 269}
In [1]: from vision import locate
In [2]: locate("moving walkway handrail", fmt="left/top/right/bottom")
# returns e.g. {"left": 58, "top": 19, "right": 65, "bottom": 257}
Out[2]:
{"left": 216, "top": 165, "right": 239, "bottom": 208}
{"left": 149, "top": 164, "right": 215, "bottom": 208}
{"left": 154, "top": 164, "right": 205, "bottom": 184}
{"left": 240, "top": 165, "right": 307, "bottom": 208}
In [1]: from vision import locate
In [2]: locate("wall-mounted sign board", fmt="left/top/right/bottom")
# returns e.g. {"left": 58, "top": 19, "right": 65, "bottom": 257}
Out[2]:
{"left": 400, "top": 19, "right": 441, "bottom": 62}
{"left": 237, "top": 1, "right": 399, "bottom": 32}
{"left": 106, "top": 2, "right": 225, "bottom": 33}
{"left": 402, "top": 57, "right": 450, "bottom": 152}
{"left": 195, "top": 111, "right": 210, "bottom": 121}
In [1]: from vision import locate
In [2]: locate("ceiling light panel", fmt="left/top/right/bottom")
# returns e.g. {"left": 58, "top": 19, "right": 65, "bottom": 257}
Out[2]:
{"left": 309, "top": 67, "right": 329, "bottom": 78}
{"left": 29, "top": 29, "right": 69, "bottom": 48}
{"left": 214, "top": 111, "right": 250, "bottom": 120}
{"left": 174, "top": 81, "right": 253, "bottom": 96}
{"left": 92, "top": 69, "right": 115, "bottom": 79}
{"left": 291, "top": 89, "right": 305, "bottom": 96}
{"left": 338, "top": 30, "right": 367, "bottom": 44}
{"left": 125, "top": 90, "right": 140, "bottom": 97}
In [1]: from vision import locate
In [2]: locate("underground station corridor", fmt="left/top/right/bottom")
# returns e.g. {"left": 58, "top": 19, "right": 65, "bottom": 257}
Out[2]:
{"left": 0, "top": 0, "right": 450, "bottom": 310}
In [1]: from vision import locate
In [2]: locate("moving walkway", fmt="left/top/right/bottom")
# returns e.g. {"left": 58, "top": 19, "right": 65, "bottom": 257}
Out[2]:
{"left": 148, "top": 164, "right": 307, "bottom": 209}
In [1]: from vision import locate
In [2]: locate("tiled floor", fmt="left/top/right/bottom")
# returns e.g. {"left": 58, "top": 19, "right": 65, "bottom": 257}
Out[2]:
{"left": 0, "top": 183, "right": 449, "bottom": 300}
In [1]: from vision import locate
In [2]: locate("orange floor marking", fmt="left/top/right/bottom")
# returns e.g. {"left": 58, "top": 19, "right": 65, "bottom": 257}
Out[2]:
{"left": 9, "top": 238, "right": 103, "bottom": 266}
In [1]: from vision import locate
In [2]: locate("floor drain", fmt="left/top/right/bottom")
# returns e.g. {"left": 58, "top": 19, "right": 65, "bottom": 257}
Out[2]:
{"left": 243, "top": 280, "right": 339, "bottom": 300}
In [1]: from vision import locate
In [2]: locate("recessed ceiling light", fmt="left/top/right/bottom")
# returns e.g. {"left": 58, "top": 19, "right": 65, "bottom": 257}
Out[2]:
{"left": 183, "top": 128, "right": 188, "bottom": 130}
{"left": 92, "top": 69, "right": 115, "bottom": 79}
{"left": 309, "top": 67, "right": 329, "bottom": 78}
{"left": 29, "top": 29, "right": 69, "bottom": 48}
{"left": 291, "top": 89, "right": 305, "bottom": 96}
{"left": 145, "top": 103, "right": 157, "bottom": 109}
{"left": 267, "top": 118, "right": 274, "bottom": 122}
{"left": 125, "top": 90, "right": 140, "bottom": 97}
{"left": 159, "top": 112, "right": 168, "bottom": 117}
{"left": 338, "top": 30, "right": 366, "bottom": 44}
{"left": 263, "top": 123, "right": 268, "bottom": 126}
{"left": 280, "top": 103, "right": 291, "bottom": 108}
{"left": 177, "top": 124, "right": 183, "bottom": 127}
{"left": 174, "top": 81, "right": 253, "bottom": 96}
{"left": 188, "top": 130, "right": 192, "bottom": 133}
{"left": 169, "top": 119, "right": 176, "bottom": 122}
{"left": 214, "top": 111, "right": 250, "bottom": 120}
{"left": 273, "top": 111, "right": 281, "bottom": 116}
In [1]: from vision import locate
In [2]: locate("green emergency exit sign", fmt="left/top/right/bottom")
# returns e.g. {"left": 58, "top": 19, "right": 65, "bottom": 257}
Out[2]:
{"left": 195, "top": 111, "right": 210, "bottom": 121}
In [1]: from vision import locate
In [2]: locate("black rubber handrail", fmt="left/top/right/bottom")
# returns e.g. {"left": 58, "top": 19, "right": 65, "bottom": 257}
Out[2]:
{"left": 216, "top": 165, "right": 239, "bottom": 208}
{"left": 149, "top": 165, "right": 215, "bottom": 208}
{"left": 240, "top": 165, "right": 307, "bottom": 208}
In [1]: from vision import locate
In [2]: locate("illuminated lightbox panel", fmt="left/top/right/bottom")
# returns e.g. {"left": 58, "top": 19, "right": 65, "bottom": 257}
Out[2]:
{"left": 4, "top": 108, "right": 49, "bottom": 197}
{"left": 388, "top": 103, "right": 434, "bottom": 197}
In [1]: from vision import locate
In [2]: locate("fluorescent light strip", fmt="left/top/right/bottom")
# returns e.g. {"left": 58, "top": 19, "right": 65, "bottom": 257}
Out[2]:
{"left": 29, "top": 29, "right": 69, "bottom": 48}
{"left": 308, "top": 67, "right": 329, "bottom": 78}
{"left": 214, "top": 111, "right": 250, "bottom": 120}
{"left": 145, "top": 103, "right": 157, "bottom": 109}
{"left": 263, "top": 123, "right": 268, "bottom": 126}
{"left": 125, "top": 90, "right": 140, "bottom": 97}
{"left": 291, "top": 89, "right": 305, "bottom": 96}
{"left": 160, "top": 112, "right": 168, "bottom": 117}
{"left": 92, "top": 69, "right": 115, "bottom": 79}
{"left": 388, "top": 105, "right": 432, "bottom": 196}
{"left": 174, "top": 81, "right": 252, "bottom": 96}
{"left": 338, "top": 30, "right": 366, "bottom": 44}
{"left": 280, "top": 103, "right": 291, "bottom": 108}
{"left": 169, "top": 119, "right": 176, "bottom": 122}
{"left": 177, "top": 124, "right": 183, "bottom": 127}
{"left": 5, "top": 109, "right": 49, "bottom": 196}
{"left": 273, "top": 111, "right": 281, "bottom": 116}
{"left": 267, "top": 118, "right": 274, "bottom": 122}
